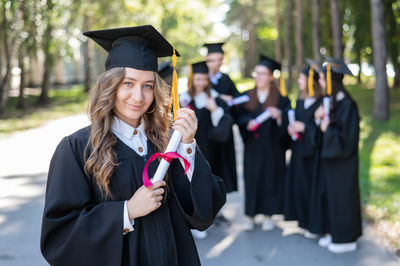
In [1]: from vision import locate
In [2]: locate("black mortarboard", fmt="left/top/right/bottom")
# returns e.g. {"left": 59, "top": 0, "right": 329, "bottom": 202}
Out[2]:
{"left": 158, "top": 61, "right": 174, "bottom": 79}
{"left": 203, "top": 43, "right": 225, "bottom": 55}
{"left": 191, "top": 61, "right": 209, "bottom": 74}
{"left": 258, "top": 55, "right": 281, "bottom": 72}
{"left": 83, "top": 25, "right": 179, "bottom": 71}
{"left": 301, "top": 65, "right": 320, "bottom": 81}
{"left": 305, "top": 58, "right": 323, "bottom": 72}
{"left": 323, "top": 57, "right": 354, "bottom": 76}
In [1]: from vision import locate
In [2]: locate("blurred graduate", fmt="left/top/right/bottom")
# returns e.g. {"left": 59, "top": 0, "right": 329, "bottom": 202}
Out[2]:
{"left": 283, "top": 60, "right": 324, "bottom": 238}
{"left": 40, "top": 25, "right": 226, "bottom": 266}
{"left": 236, "top": 55, "right": 291, "bottom": 231}
{"left": 310, "top": 58, "right": 362, "bottom": 253}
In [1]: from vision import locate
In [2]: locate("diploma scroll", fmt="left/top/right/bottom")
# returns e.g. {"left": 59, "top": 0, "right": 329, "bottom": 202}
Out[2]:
{"left": 323, "top": 97, "right": 330, "bottom": 122}
{"left": 151, "top": 130, "right": 183, "bottom": 183}
{"left": 288, "top": 109, "right": 300, "bottom": 141}
{"left": 249, "top": 109, "right": 271, "bottom": 132}
{"left": 227, "top": 95, "right": 250, "bottom": 106}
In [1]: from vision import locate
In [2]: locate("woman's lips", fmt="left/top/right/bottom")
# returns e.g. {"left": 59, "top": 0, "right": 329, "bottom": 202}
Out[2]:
{"left": 126, "top": 102, "right": 142, "bottom": 111}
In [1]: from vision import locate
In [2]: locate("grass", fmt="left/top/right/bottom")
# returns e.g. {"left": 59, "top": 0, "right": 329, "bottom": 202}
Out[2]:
{"left": 0, "top": 85, "right": 88, "bottom": 137}
{"left": 234, "top": 76, "right": 400, "bottom": 250}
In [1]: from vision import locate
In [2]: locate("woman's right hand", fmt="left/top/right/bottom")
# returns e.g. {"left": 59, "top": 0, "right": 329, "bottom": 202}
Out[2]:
{"left": 127, "top": 180, "right": 166, "bottom": 220}
{"left": 247, "top": 119, "right": 258, "bottom": 130}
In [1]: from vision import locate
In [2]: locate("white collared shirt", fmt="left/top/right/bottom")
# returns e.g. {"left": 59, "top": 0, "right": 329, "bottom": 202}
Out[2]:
{"left": 209, "top": 72, "right": 222, "bottom": 85}
{"left": 257, "top": 90, "right": 268, "bottom": 103}
{"left": 111, "top": 117, "right": 197, "bottom": 234}
{"left": 304, "top": 97, "right": 316, "bottom": 110}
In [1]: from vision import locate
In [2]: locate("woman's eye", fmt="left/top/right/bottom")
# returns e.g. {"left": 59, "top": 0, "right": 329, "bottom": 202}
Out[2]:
{"left": 124, "top": 82, "right": 133, "bottom": 86}
{"left": 144, "top": 84, "right": 153, "bottom": 89}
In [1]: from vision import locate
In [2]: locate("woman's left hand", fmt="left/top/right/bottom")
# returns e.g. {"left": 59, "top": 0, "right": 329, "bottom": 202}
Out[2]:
{"left": 172, "top": 108, "right": 198, "bottom": 143}
{"left": 268, "top": 106, "right": 282, "bottom": 125}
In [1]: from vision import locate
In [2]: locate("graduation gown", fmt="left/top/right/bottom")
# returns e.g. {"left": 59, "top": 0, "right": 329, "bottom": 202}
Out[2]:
{"left": 184, "top": 96, "right": 237, "bottom": 193}
{"left": 237, "top": 90, "right": 291, "bottom": 216}
{"left": 211, "top": 73, "right": 240, "bottom": 97}
{"left": 320, "top": 97, "right": 362, "bottom": 243}
{"left": 284, "top": 99, "right": 322, "bottom": 229}
{"left": 40, "top": 127, "right": 226, "bottom": 266}
{"left": 210, "top": 74, "right": 240, "bottom": 193}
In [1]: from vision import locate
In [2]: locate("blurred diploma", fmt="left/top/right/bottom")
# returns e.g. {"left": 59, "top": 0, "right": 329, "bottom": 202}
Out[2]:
{"left": 249, "top": 109, "right": 271, "bottom": 132}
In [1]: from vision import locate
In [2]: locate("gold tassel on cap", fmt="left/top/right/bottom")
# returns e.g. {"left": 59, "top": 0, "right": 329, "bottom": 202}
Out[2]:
{"left": 308, "top": 67, "right": 315, "bottom": 97}
{"left": 187, "top": 64, "right": 193, "bottom": 90}
{"left": 280, "top": 72, "right": 287, "bottom": 97}
{"left": 326, "top": 64, "right": 332, "bottom": 96}
{"left": 170, "top": 48, "right": 180, "bottom": 120}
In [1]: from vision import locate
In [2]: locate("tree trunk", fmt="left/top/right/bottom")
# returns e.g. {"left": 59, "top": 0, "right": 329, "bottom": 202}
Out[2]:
{"left": 312, "top": 0, "right": 321, "bottom": 61}
{"left": 330, "top": 0, "right": 343, "bottom": 60}
{"left": 295, "top": 0, "right": 304, "bottom": 74}
{"left": 38, "top": 0, "right": 54, "bottom": 105}
{"left": 394, "top": 66, "right": 400, "bottom": 89}
{"left": 244, "top": 22, "right": 256, "bottom": 77}
{"left": 357, "top": 48, "right": 362, "bottom": 84}
{"left": 83, "top": 13, "right": 94, "bottom": 92}
{"left": 284, "top": 0, "right": 294, "bottom": 92}
{"left": 17, "top": 52, "right": 26, "bottom": 109}
{"left": 371, "top": 0, "right": 389, "bottom": 120}
{"left": 274, "top": 0, "right": 282, "bottom": 61}
{"left": 0, "top": 6, "right": 11, "bottom": 111}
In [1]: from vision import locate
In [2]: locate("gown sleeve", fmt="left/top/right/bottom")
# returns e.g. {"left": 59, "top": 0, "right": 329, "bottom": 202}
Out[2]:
{"left": 207, "top": 99, "right": 234, "bottom": 142}
{"left": 170, "top": 147, "right": 226, "bottom": 231}
{"left": 321, "top": 100, "right": 360, "bottom": 159}
{"left": 40, "top": 137, "right": 124, "bottom": 266}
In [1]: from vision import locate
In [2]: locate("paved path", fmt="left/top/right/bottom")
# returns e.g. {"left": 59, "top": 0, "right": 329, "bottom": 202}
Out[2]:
{"left": 0, "top": 114, "right": 399, "bottom": 266}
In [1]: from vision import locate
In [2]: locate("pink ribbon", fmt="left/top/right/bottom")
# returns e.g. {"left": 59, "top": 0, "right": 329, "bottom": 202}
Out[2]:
{"left": 142, "top": 152, "right": 191, "bottom": 188}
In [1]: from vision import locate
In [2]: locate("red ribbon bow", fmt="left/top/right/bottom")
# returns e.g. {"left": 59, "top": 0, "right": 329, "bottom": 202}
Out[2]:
{"left": 142, "top": 152, "right": 191, "bottom": 188}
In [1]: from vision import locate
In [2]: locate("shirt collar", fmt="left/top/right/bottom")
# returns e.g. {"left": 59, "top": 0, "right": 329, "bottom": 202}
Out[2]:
{"left": 336, "top": 91, "right": 345, "bottom": 102}
{"left": 209, "top": 72, "right": 222, "bottom": 84}
{"left": 112, "top": 116, "right": 147, "bottom": 141}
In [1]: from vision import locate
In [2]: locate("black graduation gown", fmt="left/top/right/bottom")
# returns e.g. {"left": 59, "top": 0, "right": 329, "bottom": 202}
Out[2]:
{"left": 210, "top": 74, "right": 240, "bottom": 193}
{"left": 211, "top": 73, "right": 240, "bottom": 97}
{"left": 237, "top": 91, "right": 291, "bottom": 217}
{"left": 40, "top": 127, "right": 226, "bottom": 266}
{"left": 188, "top": 97, "right": 237, "bottom": 193}
{"left": 320, "top": 97, "right": 362, "bottom": 243}
{"left": 284, "top": 99, "right": 322, "bottom": 229}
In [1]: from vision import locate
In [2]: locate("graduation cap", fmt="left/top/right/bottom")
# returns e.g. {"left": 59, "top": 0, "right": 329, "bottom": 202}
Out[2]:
{"left": 83, "top": 25, "right": 180, "bottom": 71}
{"left": 203, "top": 42, "right": 225, "bottom": 54}
{"left": 257, "top": 55, "right": 281, "bottom": 72}
{"left": 188, "top": 61, "right": 209, "bottom": 89}
{"left": 305, "top": 58, "right": 323, "bottom": 72}
{"left": 323, "top": 57, "right": 353, "bottom": 96}
{"left": 158, "top": 61, "right": 174, "bottom": 79}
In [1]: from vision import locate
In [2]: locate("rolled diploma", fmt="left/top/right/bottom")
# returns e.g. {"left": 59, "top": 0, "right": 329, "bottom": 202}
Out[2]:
{"left": 250, "top": 109, "right": 271, "bottom": 131}
{"left": 151, "top": 130, "right": 183, "bottom": 183}
{"left": 323, "top": 97, "right": 330, "bottom": 122}
{"left": 228, "top": 95, "right": 250, "bottom": 106}
{"left": 288, "top": 109, "right": 298, "bottom": 140}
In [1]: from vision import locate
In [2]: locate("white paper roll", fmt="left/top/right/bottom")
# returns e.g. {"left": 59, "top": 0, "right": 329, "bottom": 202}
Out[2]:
{"left": 228, "top": 95, "right": 250, "bottom": 106}
{"left": 151, "top": 130, "right": 183, "bottom": 183}
{"left": 288, "top": 109, "right": 298, "bottom": 140}
{"left": 323, "top": 97, "right": 330, "bottom": 122}
{"left": 255, "top": 109, "right": 271, "bottom": 124}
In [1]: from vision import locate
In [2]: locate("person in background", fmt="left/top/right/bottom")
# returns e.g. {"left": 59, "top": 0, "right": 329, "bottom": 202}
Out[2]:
{"left": 311, "top": 57, "right": 362, "bottom": 253}
{"left": 180, "top": 61, "right": 234, "bottom": 239}
{"left": 204, "top": 42, "right": 239, "bottom": 226}
{"left": 284, "top": 61, "right": 323, "bottom": 239}
{"left": 236, "top": 55, "right": 291, "bottom": 231}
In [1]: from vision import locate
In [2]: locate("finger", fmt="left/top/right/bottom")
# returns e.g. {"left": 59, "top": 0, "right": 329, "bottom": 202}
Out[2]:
{"left": 152, "top": 180, "right": 167, "bottom": 189}
{"left": 154, "top": 195, "right": 163, "bottom": 202}
{"left": 176, "top": 109, "right": 197, "bottom": 126}
{"left": 172, "top": 124, "right": 191, "bottom": 139}
{"left": 173, "top": 119, "right": 194, "bottom": 134}
{"left": 153, "top": 188, "right": 165, "bottom": 196}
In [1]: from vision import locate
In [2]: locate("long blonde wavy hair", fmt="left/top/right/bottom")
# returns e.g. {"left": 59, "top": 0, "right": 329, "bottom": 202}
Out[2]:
{"left": 84, "top": 67, "right": 171, "bottom": 198}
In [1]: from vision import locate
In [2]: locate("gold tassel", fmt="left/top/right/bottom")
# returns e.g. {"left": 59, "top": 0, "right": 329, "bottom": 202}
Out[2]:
{"left": 280, "top": 72, "right": 287, "bottom": 97}
{"left": 171, "top": 48, "right": 180, "bottom": 120}
{"left": 308, "top": 67, "right": 315, "bottom": 97}
{"left": 327, "top": 64, "right": 332, "bottom": 96}
{"left": 187, "top": 64, "right": 193, "bottom": 90}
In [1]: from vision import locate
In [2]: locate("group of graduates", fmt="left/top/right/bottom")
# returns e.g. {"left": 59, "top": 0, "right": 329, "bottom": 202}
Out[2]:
{"left": 40, "top": 24, "right": 363, "bottom": 266}
{"left": 158, "top": 42, "right": 362, "bottom": 254}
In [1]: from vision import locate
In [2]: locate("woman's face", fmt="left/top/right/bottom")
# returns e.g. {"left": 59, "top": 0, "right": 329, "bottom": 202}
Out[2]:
{"left": 193, "top": 73, "right": 209, "bottom": 94}
{"left": 114, "top": 67, "right": 155, "bottom": 128}
{"left": 254, "top": 65, "right": 272, "bottom": 89}
{"left": 319, "top": 71, "right": 326, "bottom": 89}
{"left": 298, "top": 73, "right": 307, "bottom": 92}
